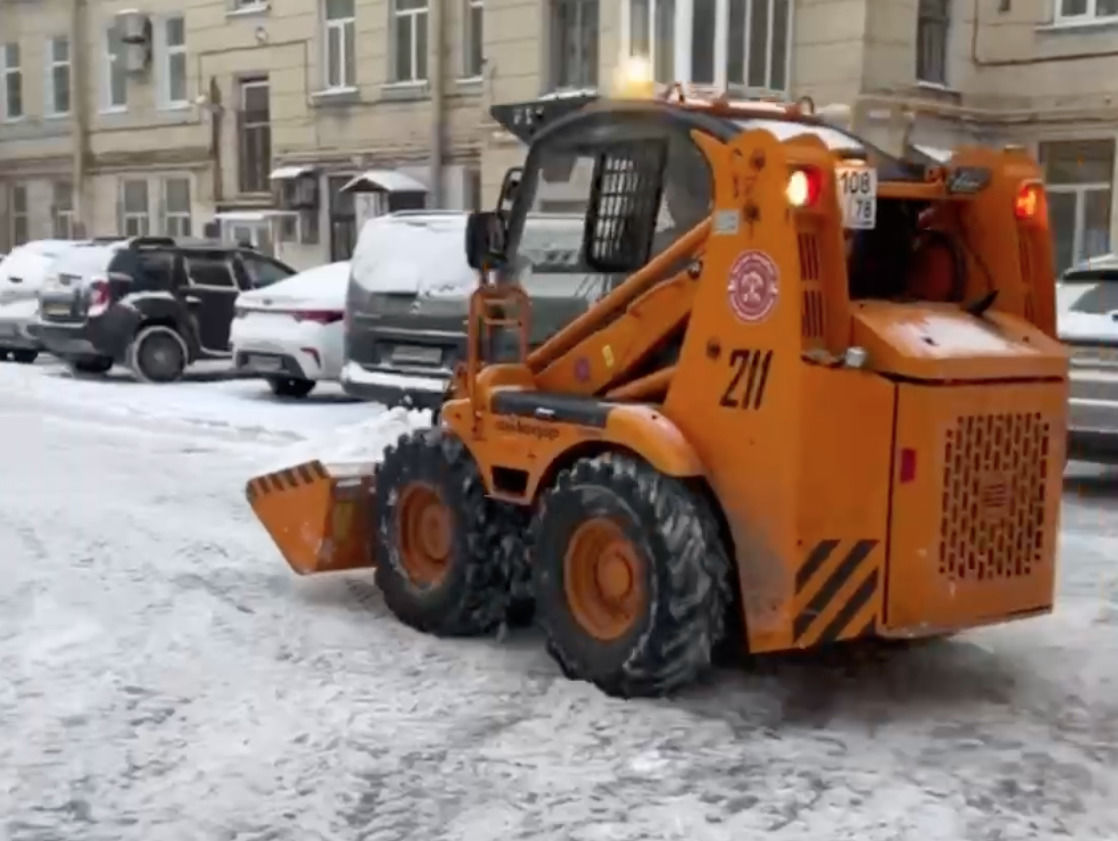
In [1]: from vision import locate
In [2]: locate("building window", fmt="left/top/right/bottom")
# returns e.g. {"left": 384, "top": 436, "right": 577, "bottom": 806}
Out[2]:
{"left": 725, "top": 0, "right": 790, "bottom": 91}
{"left": 1056, "top": 0, "right": 1118, "bottom": 22}
{"left": 324, "top": 0, "right": 356, "bottom": 89}
{"left": 550, "top": 0, "right": 599, "bottom": 90}
{"left": 162, "top": 177, "right": 192, "bottom": 237}
{"left": 11, "top": 185, "right": 28, "bottom": 245}
{"left": 328, "top": 175, "right": 357, "bottom": 260}
{"left": 392, "top": 0, "right": 428, "bottom": 83}
{"left": 46, "top": 36, "right": 71, "bottom": 116}
{"left": 916, "top": 0, "right": 949, "bottom": 85}
{"left": 629, "top": 0, "right": 675, "bottom": 83}
{"left": 104, "top": 23, "right": 127, "bottom": 110}
{"left": 238, "top": 77, "right": 271, "bottom": 193}
{"left": 162, "top": 17, "right": 188, "bottom": 107}
{"left": 1040, "top": 139, "right": 1114, "bottom": 272}
{"left": 121, "top": 179, "right": 150, "bottom": 236}
{"left": 463, "top": 0, "right": 483, "bottom": 78}
{"left": 52, "top": 182, "right": 74, "bottom": 238}
{"left": 2, "top": 43, "right": 22, "bottom": 120}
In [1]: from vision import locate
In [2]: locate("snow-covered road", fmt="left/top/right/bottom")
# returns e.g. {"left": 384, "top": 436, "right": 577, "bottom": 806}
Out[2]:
{"left": 0, "top": 359, "right": 1115, "bottom": 841}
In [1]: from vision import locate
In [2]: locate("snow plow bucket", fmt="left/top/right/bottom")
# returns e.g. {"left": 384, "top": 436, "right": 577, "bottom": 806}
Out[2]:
{"left": 246, "top": 460, "right": 377, "bottom": 575}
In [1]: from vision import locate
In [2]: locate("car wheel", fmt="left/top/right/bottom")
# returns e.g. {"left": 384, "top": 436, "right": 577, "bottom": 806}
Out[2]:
{"left": 130, "top": 326, "right": 187, "bottom": 384}
{"left": 11, "top": 350, "right": 38, "bottom": 364}
{"left": 0, "top": 349, "right": 9, "bottom": 362}
{"left": 67, "top": 356, "right": 113, "bottom": 376}
{"left": 267, "top": 376, "right": 316, "bottom": 398}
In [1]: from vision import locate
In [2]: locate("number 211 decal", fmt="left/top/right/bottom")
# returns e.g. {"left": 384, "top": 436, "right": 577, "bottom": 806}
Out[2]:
{"left": 719, "top": 348, "right": 773, "bottom": 410}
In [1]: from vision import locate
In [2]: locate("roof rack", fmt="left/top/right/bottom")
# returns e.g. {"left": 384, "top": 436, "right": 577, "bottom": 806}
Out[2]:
{"left": 129, "top": 236, "right": 176, "bottom": 248}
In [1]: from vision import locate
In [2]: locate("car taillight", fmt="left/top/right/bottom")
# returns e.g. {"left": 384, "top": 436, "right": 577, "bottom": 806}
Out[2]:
{"left": 786, "top": 167, "right": 822, "bottom": 208}
{"left": 1015, "top": 182, "right": 1044, "bottom": 221}
{"left": 292, "top": 309, "right": 343, "bottom": 324}
{"left": 87, "top": 277, "right": 111, "bottom": 317}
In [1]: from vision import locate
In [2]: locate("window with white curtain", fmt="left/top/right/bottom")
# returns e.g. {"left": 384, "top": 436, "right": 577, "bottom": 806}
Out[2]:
{"left": 1055, "top": 0, "right": 1118, "bottom": 22}
{"left": 1040, "top": 139, "right": 1114, "bottom": 273}
{"left": 121, "top": 179, "right": 151, "bottom": 236}
{"left": 52, "top": 182, "right": 74, "bottom": 238}
{"left": 46, "top": 36, "right": 71, "bottom": 116}
{"left": 629, "top": 0, "right": 675, "bottom": 83}
{"left": 2, "top": 43, "right": 23, "bottom": 120}
{"left": 463, "top": 0, "right": 483, "bottom": 78}
{"left": 392, "top": 0, "right": 428, "bottom": 82}
{"left": 324, "top": 0, "right": 356, "bottom": 89}
{"left": 162, "top": 178, "right": 192, "bottom": 237}
{"left": 11, "top": 184, "right": 29, "bottom": 245}
{"left": 162, "top": 17, "right": 188, "bottom": 106}
{"left": 104, "top": 23, "right": 127, "bottom": 110}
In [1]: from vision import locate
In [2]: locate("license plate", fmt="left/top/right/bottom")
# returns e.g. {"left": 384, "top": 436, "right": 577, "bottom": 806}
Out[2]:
{"left": 391, "top": 345, "right": 442, "bottom": 365}
{"left": 837, "top": 164, "right": 877, "bottom": 230}
{"left": 249, "top": 354, "right": 284, "bottom": 371}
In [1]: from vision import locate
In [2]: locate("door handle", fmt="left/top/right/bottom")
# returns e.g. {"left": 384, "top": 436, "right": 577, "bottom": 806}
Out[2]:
{"left": 185, "top": 294, "right": 201, "bottom": 305}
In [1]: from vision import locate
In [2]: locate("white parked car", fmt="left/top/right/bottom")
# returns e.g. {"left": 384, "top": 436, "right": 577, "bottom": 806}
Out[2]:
{"left": 1057, "top": 253, "right": 1118, "bottom": 367}
{"left": 231, "top": 260, "right": 350, "bottom": 397}
{"left": 0, "top": 239, "right": 80, "bottom": 364}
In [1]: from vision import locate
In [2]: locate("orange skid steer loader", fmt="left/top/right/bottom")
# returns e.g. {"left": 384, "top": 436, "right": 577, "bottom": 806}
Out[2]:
{"left": 247, "top": 88, "right": 1068, "bottom": 698}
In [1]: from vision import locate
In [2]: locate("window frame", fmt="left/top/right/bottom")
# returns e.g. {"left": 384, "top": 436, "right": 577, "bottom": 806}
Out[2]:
{"left": 391, "top": 0, "right": 429, "bottom": 84}
{"left": 10, "top": 184, "right": 29, "bottom": 246}
{"left": 162, "top": 177, "right": 192, "bottom": 238}
{"left": 103, "top": 22, "right": 128, "bottom": 112}
{"left": 2, "top": 42, "right": 23, "bottom": 122}
{"left": 549, "top": 0, "right": 600, "bottom": 92}
{"left": 160, "top": 16, "right": 189, "bottom": 109}
{"left": 184, "top": 252, "right": 238, "bottom": 291}
{"left": 238, "top": 77, "right": 272, "bottom": 194}
{"left": 1040, "top": 138, "right": 1115, "bottom": 272}
{"left": 45, "top": 35, "right": 71, "bottom": 117}
{"left": 52, "top": 181, "right": 74, "bottom": 239}
{"left": 916, "top": 0, "right": 950, "bottom": 86}
{"left": 462, "top": 0, "right": 484, "bottom": 79}
{"left": 324, "top": 0, "right": 357, "bottom": 90}
{"left": 121, "top": 178, "right": 151, "bottom": 237}
{"left": 1054, "top": 0, "right": 1118, "bottom": 24}
{"left": 620, "top": 0, "right": 793, "bottom": 94}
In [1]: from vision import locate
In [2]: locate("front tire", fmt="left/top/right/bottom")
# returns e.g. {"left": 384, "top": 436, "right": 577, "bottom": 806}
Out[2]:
{"left": 129, "top": 326, "right": 187, "bottom": 383}
{"left": 11, "top": 349, "right": 38, "bottom": 364}
{"left": 373, "top": 429, "right": 509, "bottom": 636}
{"left": 67, "top": 356, "right": 113, "bottom": 376}
{"left": 533, "top": 452, "right": 732, "bottom": 698}
{"left": 268, "top": 376, "right": 315, "bottom": 398}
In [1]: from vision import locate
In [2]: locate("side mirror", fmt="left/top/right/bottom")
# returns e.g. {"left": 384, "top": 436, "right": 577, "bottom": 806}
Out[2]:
{"left": 465, "top": 210, "right": 507, "bottom": 270}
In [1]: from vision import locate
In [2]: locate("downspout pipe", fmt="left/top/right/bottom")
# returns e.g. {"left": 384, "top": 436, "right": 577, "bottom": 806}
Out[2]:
{"left": 428, "top": 0, "right": 445, "bottom": 207}
{"left": 71, "top": 0, "right": 89, "bottom": 235}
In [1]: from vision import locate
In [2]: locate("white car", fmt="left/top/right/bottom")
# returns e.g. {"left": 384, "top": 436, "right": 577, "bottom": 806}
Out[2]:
{"left": 231, "top": 260, "right": 350, "bottom": 397}
{"left": 1057, "top": 253, "right": 1118, "bottom": 367}
{"left": 0, "top": 239, "right": 80, "bottom": 364}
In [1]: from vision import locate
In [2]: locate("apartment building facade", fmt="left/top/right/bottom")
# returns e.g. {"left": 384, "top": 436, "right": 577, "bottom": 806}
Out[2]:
{"left": 0, "top": 0, "right": 1115, "bottom": 273}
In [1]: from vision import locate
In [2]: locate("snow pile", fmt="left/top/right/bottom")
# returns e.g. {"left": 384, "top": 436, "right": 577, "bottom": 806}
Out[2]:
{"left": 259, "top": 405, "right": 433, "bottom": 473}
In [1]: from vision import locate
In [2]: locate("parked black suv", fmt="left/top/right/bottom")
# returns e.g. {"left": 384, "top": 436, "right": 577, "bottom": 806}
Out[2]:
{"left": 35, "top": 237, "right": 295, "bottom": 382}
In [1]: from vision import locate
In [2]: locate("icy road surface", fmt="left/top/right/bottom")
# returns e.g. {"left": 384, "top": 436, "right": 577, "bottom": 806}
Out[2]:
{"left": 0, "top": 359, "right": 1116, "bottom": 841}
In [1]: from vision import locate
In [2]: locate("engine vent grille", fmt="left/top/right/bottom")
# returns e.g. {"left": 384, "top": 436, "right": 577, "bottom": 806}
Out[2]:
{"left": 940, "top": 413, "right": 1050, "bottom": 582}
{"left": 798, "top": 232, "right": 825, "bottom": 341}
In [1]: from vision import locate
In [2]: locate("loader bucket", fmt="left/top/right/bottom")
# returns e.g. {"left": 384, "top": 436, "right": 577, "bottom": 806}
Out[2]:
{"left": 246, "top": 460, "right": 377, "bottom": 575}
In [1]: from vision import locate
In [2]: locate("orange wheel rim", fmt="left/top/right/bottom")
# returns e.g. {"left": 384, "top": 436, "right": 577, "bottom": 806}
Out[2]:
{"left": 563, "top": 517, "right": 646, "bottom": 641}
{"left": 396, "top": 482, "right": 452, "bottom": 586}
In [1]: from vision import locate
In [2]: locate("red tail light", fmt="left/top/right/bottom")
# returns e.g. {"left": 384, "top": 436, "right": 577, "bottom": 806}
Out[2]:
{"left": 786, "top": 167, "right": 823, "bottom": 208}
{"left": 1015, "top": 182, "right": 1044, "bottom": 221}
{"left": 292, "top": 309, "right": 343, "bottom": 324}
{"left": 87, "top": 277, "right": 112, "bottom": 317}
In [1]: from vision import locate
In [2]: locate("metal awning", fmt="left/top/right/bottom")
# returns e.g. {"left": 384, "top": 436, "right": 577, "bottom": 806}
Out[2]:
{"left": 339, "top": 170, "right": 428, "bottom": 194}
{"left": 269, "top": 165, "right": 316, "bottom": 180}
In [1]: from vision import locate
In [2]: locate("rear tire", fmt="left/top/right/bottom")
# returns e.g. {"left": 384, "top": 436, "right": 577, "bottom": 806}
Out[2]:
{"left": 533, "top": 452, "right": 732, "bottom": 698}
{"left": 268, "top": 376, "right": 315, "bottom": 398}
{"left": 11, "top": 349, "right": 38, "bottom": 364}
{"left": 0, "top": 349, "right": 9, "bottom": 362}
{"left": 129, "top": 325, "right": 187, "bottom": 383}
{"left": 373, "top": 429, "right": 509, "bottom": 636}
{"left": 67, "top": 356, "right": 113, "bottom": 376}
